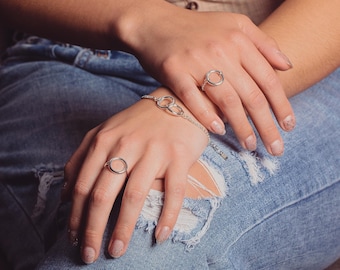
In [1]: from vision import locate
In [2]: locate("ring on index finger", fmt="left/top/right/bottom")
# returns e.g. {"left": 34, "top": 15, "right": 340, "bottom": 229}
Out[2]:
{"left": 104, "top": 157, "right": 128, "bottom": 174}
{"left": 201, "top": 70, "right": 224, "bottom": 92}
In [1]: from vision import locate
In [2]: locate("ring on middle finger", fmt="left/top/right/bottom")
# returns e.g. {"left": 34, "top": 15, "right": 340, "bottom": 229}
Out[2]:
{"left": 200, "top": 69, "right": 224, "bottom": 92}
{"left": 104, "top": 157, "right": 128, "bottom": 174}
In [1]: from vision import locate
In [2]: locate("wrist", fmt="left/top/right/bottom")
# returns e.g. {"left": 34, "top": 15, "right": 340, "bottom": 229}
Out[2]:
{"left": 110, "top": 1, "right": 182, "bottom": 54}
{"left": 142, "top": 88, "right": 210, "bottom": 140}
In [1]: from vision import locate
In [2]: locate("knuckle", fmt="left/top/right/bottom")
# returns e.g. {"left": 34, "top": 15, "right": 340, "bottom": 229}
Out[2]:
{"left": 169, "top": 143, "right": 192, "bottom": 161}
{"left": 64, "top": 160, "right": 74, "bottom": 178}
{"left": 123, "top": 189, "right": 144, "bottom": 205}
{"left": 169, "top": 185, "right": 186, "bottom": 199}
{"left": 228, "top": 29, "right": 247, "bottom": 45}
{"left": 116, "top": 135, "right": 134, "bottom": 151}
{"left": 263, "top": 71, "right": 281, "bottom": 90}
{"left": 73, "top": 181, "right": 91, "bottom": 198}
{"left": 91, "top": 188, "right": 111, "bottom": 206}
{"left": 178, "top": 87, "right": 197, "bottom": 102}
{"left": 233, "top": 121, "right": 252, "bottom": 137}
{"left": 262, "top": 124, "right": 279, "bottom": 138}
{"left": 261, "top": 34, "right": 278, "bottom": 48}
{"left": 114, "top": 223, "right": 132, "bottom": 239}
{"left": 69, "top": 215, "right": 81, "bottom": 229}
{"left": 92, "top": 130, "right": 111, "bottom": 148}
{"left": 220, "top": 93, "right": 241, "bottom": 108}
{"left": 205, "top": 41, "right": 225, "bottom": 58}
{"left": 193, "top": 107, "right": 210, "bottom": 121}
{"left": 237, "top": 14, "right": 252, "bottom": 25}
{"left": 246, "top": 89, "right": 268, "bottom": 110}
{"left": 161, "top": 54, "right": 183, "bottom": 76}
{"left": 235, "top": 14, "right": 255, "bottom": 32}
{"left": 84, "top": 228, "right": 101, "bottom": 242}
{"left": 117, "top": 133, "right": 142, "bottom": 152}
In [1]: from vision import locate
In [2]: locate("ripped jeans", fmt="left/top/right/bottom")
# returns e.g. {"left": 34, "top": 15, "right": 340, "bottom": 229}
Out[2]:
{"left": 0, "top": 37, "right": 339, "bottom": 270}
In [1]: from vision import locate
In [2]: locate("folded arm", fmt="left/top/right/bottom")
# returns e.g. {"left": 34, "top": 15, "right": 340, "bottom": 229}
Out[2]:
{"left": 260, "top": 0, "right": 340, "bottom": 97}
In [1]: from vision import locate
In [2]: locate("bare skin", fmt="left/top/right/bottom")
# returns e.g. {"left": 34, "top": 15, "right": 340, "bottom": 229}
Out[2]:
{"left": 1, "top": 0, "right": 340, "bottom": 264}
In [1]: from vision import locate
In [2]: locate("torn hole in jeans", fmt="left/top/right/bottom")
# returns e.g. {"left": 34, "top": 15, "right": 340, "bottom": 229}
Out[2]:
{"left": 31, "top": 164, "right": 64, "bottom": 221}
{"left": 136, "top": 159, "right": 226, "bottom": 250}
{"left": 151, "top": 159, "right": 226, "bottom": 199}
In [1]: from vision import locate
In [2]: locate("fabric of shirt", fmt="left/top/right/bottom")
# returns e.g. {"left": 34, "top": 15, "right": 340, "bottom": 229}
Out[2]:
{"left": 166, "top": 0, "right": 284, "bottom": 24}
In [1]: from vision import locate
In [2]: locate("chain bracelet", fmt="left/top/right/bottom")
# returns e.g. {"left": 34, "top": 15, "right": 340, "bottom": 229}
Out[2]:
{"left": 141, "top": 95, "right": 210, "bottom": 141}
{"left": 141, "top": 95, "right": 227, "bottom": 160}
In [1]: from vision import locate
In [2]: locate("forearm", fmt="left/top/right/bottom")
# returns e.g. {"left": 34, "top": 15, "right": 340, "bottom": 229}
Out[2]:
{"left": 0, "top": 0, "right": 173, "bottom": 51}
{"left": 260, "top": 0, "right": 340, "bottom": 97}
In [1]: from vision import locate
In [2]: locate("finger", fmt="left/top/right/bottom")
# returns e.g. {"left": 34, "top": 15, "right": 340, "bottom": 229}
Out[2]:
{"left": 203, "top": 80, "right": 257, "bottom": 151}
{"left": 108, "top": 154, "right": 162, "bottom": 258}
{"left": 238, "top": 15, "right": 293, "bottom": 70}
{"left": 62, "top": 127, "right": 99, "bottom": 202}
{"left": 165, "top": 72, "right": 226, "bottom": 135}
{"left": 226, "top": 66, "right": 284, "bottom": 156}
{"left": 68, "top": 130, "right": 113, "bottom": 246}
{"left": 155, "top": 158, "right": 189, "bottom": 244}
{"left": 80, "top": 165, "right": 127, "bottom": 264}
{"left": 240, "top": 45, "right": 296, "bottom": 132}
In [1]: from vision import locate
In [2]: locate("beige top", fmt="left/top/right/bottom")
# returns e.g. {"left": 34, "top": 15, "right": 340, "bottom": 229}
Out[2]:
{"left": 166, "top": 0, "right": 284, "bottom": 25}
{"left": 0, "top": 1, "right": 284, "bottom": 53}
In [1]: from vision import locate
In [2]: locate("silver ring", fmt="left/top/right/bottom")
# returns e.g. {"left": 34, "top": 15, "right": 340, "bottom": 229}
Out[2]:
{"left": 104, "top": 157, "right": 128, "bottom": 174}
{"left": 201, "top": 70, "right": 224, "bottom": 91}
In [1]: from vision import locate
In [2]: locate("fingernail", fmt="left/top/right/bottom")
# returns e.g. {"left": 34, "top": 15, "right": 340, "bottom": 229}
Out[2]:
{"left": 68, "top": 230, "right": 79, "bottom": 247}
{"left": 269, "top": 139, "right": 284, "bottom": 156}
{"left": 277, "top": 51, "right": 293, "bottom": 68}
{"left": 211, "top": 121, "right": 226, "bottom": 135}
{"left": 82, "top": 246, "right": 95, "bottom": 264}
{"left": 109, "top": 239, "right": 124, "bottom": 258}
{"left": 245, "top": 135, "right": 257, "bottom": 151}
{"left": 283, "top": 115, "right": 296, "bottom": 131}
{"left": 156, "top": 226, "right": 170, "bottom": 244}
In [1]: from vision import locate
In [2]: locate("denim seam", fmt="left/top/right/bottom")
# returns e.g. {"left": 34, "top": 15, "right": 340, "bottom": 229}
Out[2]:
{"left": 2, "top": 181, "right": 45, "bottom": 244}
{"left": 220, "top": 179, "right": 340, "bottom": 267}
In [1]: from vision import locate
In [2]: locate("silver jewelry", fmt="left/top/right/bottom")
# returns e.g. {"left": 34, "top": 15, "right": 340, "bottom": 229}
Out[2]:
{"left": 141, "top": 95, "right": 210, "bottom": 141}
{"left": 201, "top": 70, "right": 224, "bottom": 92}
{"left": 104, "top": 157, "right": 128, "bottom": 174}
{"left": 141, "top": 94, "right": 228, "bottom": 160}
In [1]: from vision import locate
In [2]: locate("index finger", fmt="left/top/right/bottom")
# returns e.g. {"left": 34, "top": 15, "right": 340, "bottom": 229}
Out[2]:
{"left": 167, "top": 76, "right": 226, "bottom": 135}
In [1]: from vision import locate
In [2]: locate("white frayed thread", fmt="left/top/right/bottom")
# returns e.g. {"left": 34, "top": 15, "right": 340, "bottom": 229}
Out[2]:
{"left": 141, "top": 190, "right": 199, "bottom": 234}
{"left": 139, "top": 159, "right": 226, "bottom": 249}
{"left": 239, "top": 151, "right": 279, "bottom": 185}
{"left": 183, "top": 197, "right": 220, "bottom": 250}
{"left": 261, "top": 156, "right": 279, "bottom": 176}
{"left": 32, "top": 169, "right": 63, "bottom": 220}
{"left": 188, "top": 159, "right": 226, "bottom": 198}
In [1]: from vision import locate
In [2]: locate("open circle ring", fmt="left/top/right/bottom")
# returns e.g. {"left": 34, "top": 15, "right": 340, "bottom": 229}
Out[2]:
{"left": 201, "top": 70, "right": 224, "bottom": 92}
{"left": 104, "top": 157, "right": 128, "bottom": 174}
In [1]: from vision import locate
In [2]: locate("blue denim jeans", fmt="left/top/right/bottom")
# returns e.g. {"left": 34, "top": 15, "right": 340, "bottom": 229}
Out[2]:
{"left": 0, "top": 36, "right": 339, "bottom": 270}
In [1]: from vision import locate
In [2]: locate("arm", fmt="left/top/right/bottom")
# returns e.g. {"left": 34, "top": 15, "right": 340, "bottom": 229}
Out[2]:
{"left": 0, "top": 0, "right": 164, "bottom": 50}
{"left": 260, "top": 0, "right": 340, "bottom": 97}
{"left": 63, "top": 86, "right": 209, "bottom": 262}
{"left": 0, "top": 0, "right": 294, "bottom": 156}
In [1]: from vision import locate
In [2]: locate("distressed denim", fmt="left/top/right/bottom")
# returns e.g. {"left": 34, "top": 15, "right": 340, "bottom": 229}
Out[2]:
{"left": 0, "top": 36, "right": 339, "bottom": 270}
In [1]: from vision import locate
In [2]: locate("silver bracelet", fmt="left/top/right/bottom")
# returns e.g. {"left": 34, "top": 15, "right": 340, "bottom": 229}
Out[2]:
{"left": 141, "top": 95, "right": 228, "bottom": 160}
{"left": 141, "top": 95, "right": 210, "bottom": 141}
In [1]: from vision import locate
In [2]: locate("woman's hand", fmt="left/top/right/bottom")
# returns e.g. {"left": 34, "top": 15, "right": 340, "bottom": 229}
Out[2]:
{"left": 121, "top": 6, "right": 295, "bottom": 156}
{"left": 1, "top": 0, "right": 295, "bottom": 156}
{"left": 62, "top": 88, "right": 209, "bottom": 264}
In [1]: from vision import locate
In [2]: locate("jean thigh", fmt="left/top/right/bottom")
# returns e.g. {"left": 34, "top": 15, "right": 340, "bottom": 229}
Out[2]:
{"left": 0, "top": 58, "right": 158, "bottom": 269}
{"left": 203, "top": 69, "right": 340, "bottom": 269}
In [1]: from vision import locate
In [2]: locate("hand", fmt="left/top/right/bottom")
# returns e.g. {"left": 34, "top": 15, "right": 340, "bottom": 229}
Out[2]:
{"left": 125, "top": 7, "right": 295, "bottom": 155}
{"left": 62, "top": 88, "right": 209, "bottom": 263}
